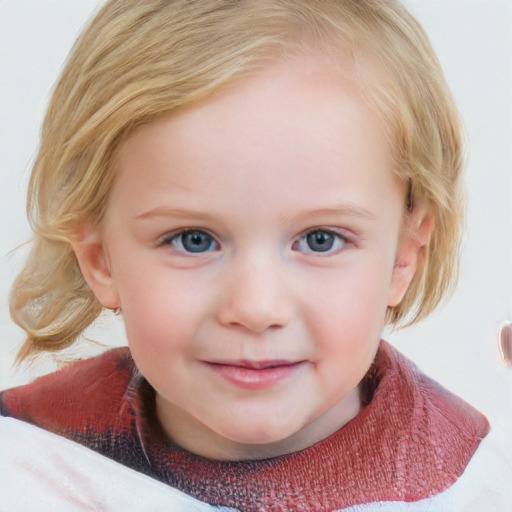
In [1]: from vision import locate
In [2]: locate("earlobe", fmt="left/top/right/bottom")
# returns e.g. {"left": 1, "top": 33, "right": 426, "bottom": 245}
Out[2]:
{"left": 71, "top": 224, "right": 121, "bottom": 309}
{"left": 388, "top": 210, "right": 434, "bottom": 307}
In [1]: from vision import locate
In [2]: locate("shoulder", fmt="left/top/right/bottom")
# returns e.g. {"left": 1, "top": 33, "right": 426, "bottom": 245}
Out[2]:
{"left": 337, "top": 426, "right": 512, "bottom": 512}
{"left": 0, "top": 347, "right": 135, "bottom": 434}
{"left": 436, "top": 423, "right": 512, "bottom": 511}
{"left": 366, "top": 341, "right": 490, "bottom": 499}
{"left": 0, "top": 416, "right": 215, "bottom": 512}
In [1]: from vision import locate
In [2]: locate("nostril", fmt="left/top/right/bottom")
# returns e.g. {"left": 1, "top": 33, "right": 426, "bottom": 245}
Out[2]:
{"left": 217, "top": 299, "right": 292, "bottom": 333}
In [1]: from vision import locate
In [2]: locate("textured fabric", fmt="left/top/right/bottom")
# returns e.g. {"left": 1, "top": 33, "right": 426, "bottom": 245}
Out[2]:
{"left": 2, "top": 417, "right": 509, "bottom": 512}
{"left": 0, "top": 416, "right": 212, "bottom": 511}
{"left": 0, "top": 341, "right": 490, "bottom": 512}
{"left": 340, "top": 426, "right": 512, "bottom": 511}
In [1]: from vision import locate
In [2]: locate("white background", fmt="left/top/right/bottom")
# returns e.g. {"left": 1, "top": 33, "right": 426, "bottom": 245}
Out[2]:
{"left": 1, "top": 0, "right": 511, "bottom": 457}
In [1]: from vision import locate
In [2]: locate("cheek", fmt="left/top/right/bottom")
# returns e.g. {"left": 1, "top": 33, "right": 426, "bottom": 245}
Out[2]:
{"left": 119, "top": 280, "right": 201, "bottom": 394}
{"left": 304, "top": 268, "right": 388, "bottom": 402}
{"left": 113, "top": 263, "right": 207, "bottom": 353}
{"left": 304, "top": 260, "right": 392, "bottom": 353}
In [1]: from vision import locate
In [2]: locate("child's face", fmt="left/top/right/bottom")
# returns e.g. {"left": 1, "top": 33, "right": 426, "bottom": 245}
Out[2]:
{"left": 79, "top": 55, "right": 420, "bottom": 460}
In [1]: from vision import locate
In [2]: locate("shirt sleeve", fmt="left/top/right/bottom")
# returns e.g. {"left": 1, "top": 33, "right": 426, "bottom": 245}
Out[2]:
{"left": 0, "top": 416, "right": 217, "bottom": 512}
{"left": 337, "top": 422, "right": 512, "bottom": 512}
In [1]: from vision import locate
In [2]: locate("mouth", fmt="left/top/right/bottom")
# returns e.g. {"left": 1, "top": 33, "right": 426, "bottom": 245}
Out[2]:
{"left": 202, "top": 359, "right": 306, "bottom": 390}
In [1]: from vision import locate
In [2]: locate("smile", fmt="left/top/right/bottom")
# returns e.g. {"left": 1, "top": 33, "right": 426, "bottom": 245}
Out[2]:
{"left": 203, "top": 360, "right": 306, "bottom": 390}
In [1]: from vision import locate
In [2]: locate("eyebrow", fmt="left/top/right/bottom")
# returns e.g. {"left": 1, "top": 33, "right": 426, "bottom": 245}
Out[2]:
{"left": 278, "top": 204, "right": 376, "bottom": 224}
{"left": 136, "top": 204, "right": 375, "bottom": 222}
{"left": 135, "top": 207, "right": 214, "bottom": 221}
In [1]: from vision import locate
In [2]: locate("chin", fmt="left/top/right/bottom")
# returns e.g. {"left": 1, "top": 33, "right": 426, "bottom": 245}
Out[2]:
{"left": 219, "top": 418, "right": 301, "bottom": 447}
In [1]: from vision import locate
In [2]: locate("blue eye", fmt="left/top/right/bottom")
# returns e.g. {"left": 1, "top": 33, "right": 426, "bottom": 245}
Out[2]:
{"left": 166, "top": 230, "right": 219, "bottom": 253}
{"left": 293, "top": 229, "right": 347, "bottom": 254}
{"left": 306, "top": 231, "right": 335, "bottom": 252}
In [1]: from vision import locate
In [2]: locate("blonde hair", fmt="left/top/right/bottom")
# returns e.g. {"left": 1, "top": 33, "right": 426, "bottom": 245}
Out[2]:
{"left": 11, "top": 0, "right": 465, "bottom": 360}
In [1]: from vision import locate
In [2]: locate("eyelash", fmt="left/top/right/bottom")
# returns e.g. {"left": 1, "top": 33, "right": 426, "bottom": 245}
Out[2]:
{"left": 292, "top": 229, "right": 350, "bottom": 255}
{"left": 158, "top": 228, "right": 352, "bottom": 255}
{"left": 158, "top": 229, "right": 220, "bottom": 254}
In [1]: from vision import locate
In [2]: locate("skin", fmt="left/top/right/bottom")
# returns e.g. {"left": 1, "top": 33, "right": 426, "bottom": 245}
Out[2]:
{"left": 74, "top": 54, "right": 428, "bottom": 461}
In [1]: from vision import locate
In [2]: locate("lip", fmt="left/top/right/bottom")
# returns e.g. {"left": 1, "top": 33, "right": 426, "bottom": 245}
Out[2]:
{"left": 203, "top": 359, "right": 305, "bottom": 390}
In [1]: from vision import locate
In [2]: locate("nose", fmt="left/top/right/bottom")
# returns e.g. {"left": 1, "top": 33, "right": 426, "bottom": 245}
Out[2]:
{"left": 216, "top": 253, "right": 293, "bottom": 333}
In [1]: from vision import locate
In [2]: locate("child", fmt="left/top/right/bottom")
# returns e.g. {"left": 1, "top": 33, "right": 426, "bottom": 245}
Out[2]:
{"left": 0, "top": 0, "right": 508, "bottom": 510}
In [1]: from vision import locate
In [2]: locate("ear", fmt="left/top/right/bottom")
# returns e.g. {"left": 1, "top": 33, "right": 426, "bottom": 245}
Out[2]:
{"left": 388, "top": 208, "right": 434, "bottom": 307}
{"left": 71, "top": 224, "right": 121, "bottom": 309}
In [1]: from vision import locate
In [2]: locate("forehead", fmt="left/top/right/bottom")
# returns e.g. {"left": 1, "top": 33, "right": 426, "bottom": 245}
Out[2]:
{"left": 111, "top": 53, "right": 400, "bottom": 218}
